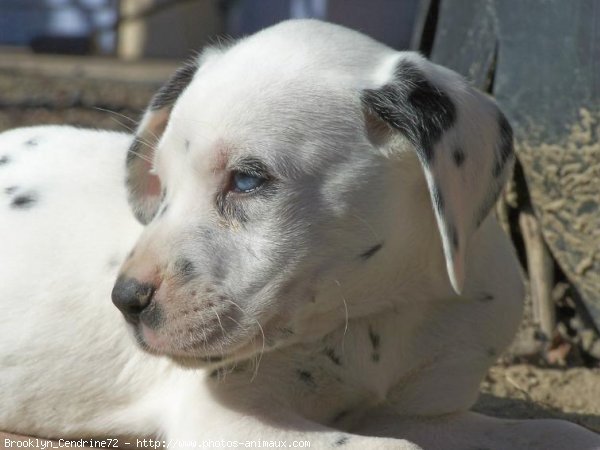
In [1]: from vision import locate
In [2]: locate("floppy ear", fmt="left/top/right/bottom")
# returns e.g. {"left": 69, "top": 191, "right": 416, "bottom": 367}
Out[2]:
{"left": 362, "top": 53, "right": 514, "bottom": 294}
{"left": 125, "top": 59, "right": 199, "bottom": 224}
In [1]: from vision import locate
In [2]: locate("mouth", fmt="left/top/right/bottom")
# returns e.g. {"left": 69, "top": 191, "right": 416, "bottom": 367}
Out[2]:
{"left": 129, "top": 320, "right": 261, "bottom": 368}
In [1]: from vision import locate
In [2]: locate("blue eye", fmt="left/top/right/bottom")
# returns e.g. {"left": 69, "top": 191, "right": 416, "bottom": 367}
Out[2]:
{"left": 231, "top": 171, "right": 265, "bottom": 193}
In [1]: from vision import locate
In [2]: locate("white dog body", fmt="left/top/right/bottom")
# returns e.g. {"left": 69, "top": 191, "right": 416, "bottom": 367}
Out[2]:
{"left": 1, "top": 21, "right": 598, "bottom": 450}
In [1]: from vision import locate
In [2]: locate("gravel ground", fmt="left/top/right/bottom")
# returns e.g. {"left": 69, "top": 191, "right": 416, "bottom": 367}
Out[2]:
{"left": 1, "top": 53, "right": 598, "bottom": 438}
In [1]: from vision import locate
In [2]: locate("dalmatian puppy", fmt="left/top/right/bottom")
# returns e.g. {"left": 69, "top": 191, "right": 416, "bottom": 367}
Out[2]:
{"left": 1, "top": 20, "right": 599, "bottom": 450}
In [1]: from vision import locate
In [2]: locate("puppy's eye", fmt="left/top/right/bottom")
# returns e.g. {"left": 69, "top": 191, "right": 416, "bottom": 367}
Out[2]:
{"left": 231, "top": 171, "right": 266, "bottom": 193}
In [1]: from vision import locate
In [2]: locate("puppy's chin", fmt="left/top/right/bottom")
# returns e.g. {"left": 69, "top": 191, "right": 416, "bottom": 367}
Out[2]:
{"left": 128, "top": 323, "right": 252, "bottom": 369}
{"left": 167, "top": 354, "right": 229, "bottom": 369}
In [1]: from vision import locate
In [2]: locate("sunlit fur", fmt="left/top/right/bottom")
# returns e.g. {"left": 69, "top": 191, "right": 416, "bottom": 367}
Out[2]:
{"left": 1, "top": 20, "right": 598, "bottom": 450}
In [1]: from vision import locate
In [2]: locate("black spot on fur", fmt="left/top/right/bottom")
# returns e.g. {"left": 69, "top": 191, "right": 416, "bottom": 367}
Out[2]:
{"left": 280, "top": 327, "right": 295, "bottom": 336}
{"left": 0, "top": 155, "right": 9, "bottom": 165}
{"left": 11, "top": 193, "right": 36, "bottom": 209}
{"left": 25, "top": 138, "right": 39, "bottom": 147}
{"left": 362, "top": 60, "right": 456, "bottom": 164}
{"left": 368, "top": 326, "right": 380, "bottom": 350}
{"left": 479, "top": 293, "right": 494, "bottom": 302}
{"left": 324, "top": 347, "right": 342, "bottom": 366}
{"left": 448, "top": 222, "right": 459, "bottom": 249}
{"left": 184, "top": 139, "right": 190, "bottom": 152}
{"left": 331, "top": 410, "right": 350, "bottom": 424}
{"left": 4, "top": 186, "right": 17, "bottom": 195}
{"left": 359, "top": 243, "right": 383, "bottom": 260}
{"left": 150, "top": 60, "right": 198, "bottom": 111}
{"left": 297, "top": 370, "right": 317, "bottom": 388}
{"left": 174, "top": 258, "right": 195, "bottom": 278}
{"left": 492, "top": 113, "right": 514, "bottom": 178}
{"left": 334, "top": 436, "right": 350, "bottom": 446}
{"left": 452, "top": 147, "right": 466, "bottom": 167}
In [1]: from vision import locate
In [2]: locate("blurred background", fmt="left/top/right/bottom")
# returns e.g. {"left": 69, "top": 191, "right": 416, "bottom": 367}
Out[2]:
{"left": 0, "top": 0, "right": 598, "bottom": 431}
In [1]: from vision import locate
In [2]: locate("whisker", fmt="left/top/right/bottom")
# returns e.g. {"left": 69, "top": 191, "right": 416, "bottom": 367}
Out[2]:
{"left": 93, "top": 106, "right": 140, "bottom": 126}
{"left": 221, "top": 298, "right": 266, "bottom": 382}
{"left": 334, "top": 279, "right": 349, "bottom": 356}
{"left": 250, "top": 318, "right": 266, "bottom": 383}
{"left": 213, "top": 309, "right": 229, "bottom": 363}
{"left": 126, "top": 146, "right": 154, "bottom": 165}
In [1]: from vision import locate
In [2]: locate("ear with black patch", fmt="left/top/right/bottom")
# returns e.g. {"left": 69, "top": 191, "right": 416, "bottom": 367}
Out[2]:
{"left": 126, "top": 59, "right": 199, "bottom": 224}
{"left": 362, "top": 53, "right": 514, "bottom": 294}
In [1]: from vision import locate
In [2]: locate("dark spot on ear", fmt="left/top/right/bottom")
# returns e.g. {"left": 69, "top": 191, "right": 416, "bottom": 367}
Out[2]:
{"left": 174, "top": 258, "right": 195, "bottom": 279}
{"left": 452, "top": 147, "right": 466, "bottom": 167}
{"left": 296, "top": 370, "right": 317, "bottom": 388}
{"left": 323, "top": 347, "right": 342, "bottom": 366}
{"left": 492, "top": 113, "right": 514, "bottom": 178}
{"left": 141, "top": 302, "right": 165, "bottom": 329}
{"left": 0, "top": 155, "right": 10, "bottom": 165}
{"left": 334, "top": 436, "right": 349, "bottom": 446}
{"left": 150, "top": 60, "right": 199, "bottom": 111}
{"left": 4, "top": 186, "right": 17, "bottom": 195}
{"left": 331, "top": 410, "right": 350, "bottom": 424}
{"left": 479, "top": 293, "right": 494, "bottom": 302}
{"left": 361, "top": 60, "right": 456, "bottom": 164}
{"left": 448, "top": 222, "right": 459, "bottom": 249}
{"left": 11, "top": 193, "right": 37, "bottom": 209}
{"left": 359, "top": 242, "right": 383, "bottom": 260}
{"left": 368, "top": 326, "right": 380, "bottom": 350}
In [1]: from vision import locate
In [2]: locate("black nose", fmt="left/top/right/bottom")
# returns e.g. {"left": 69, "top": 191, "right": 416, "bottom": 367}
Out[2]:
{"left": 111, "top": 276, "right": 156, "bottom": 323}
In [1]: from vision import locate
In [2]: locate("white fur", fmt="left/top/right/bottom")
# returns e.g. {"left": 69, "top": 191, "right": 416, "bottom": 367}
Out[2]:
{"left": 1, "top": 20, "right": 598, "bottom": 450}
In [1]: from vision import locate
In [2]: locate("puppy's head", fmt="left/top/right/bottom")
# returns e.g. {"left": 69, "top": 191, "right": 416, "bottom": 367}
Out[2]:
{"left": 111, "top": 20, "right": 513, "bottom": 367}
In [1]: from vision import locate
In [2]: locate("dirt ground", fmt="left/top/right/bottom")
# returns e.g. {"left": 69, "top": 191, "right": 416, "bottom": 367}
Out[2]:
{"left": 1, "top": 51, "right": 598, "bottom": 439}
{"left": 475, "top": 364, "right": 600, "bottom": 433}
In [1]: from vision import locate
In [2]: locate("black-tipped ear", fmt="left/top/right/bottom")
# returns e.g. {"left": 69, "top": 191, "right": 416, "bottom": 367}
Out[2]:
{"left": 362, "top": 53, "right": 514, "bottom": 294}
{"left": 126, "top": 59, "right": 199, "bottom": 224}
{"left": 126, "top": 60, "right": 199, "bottom": 224}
